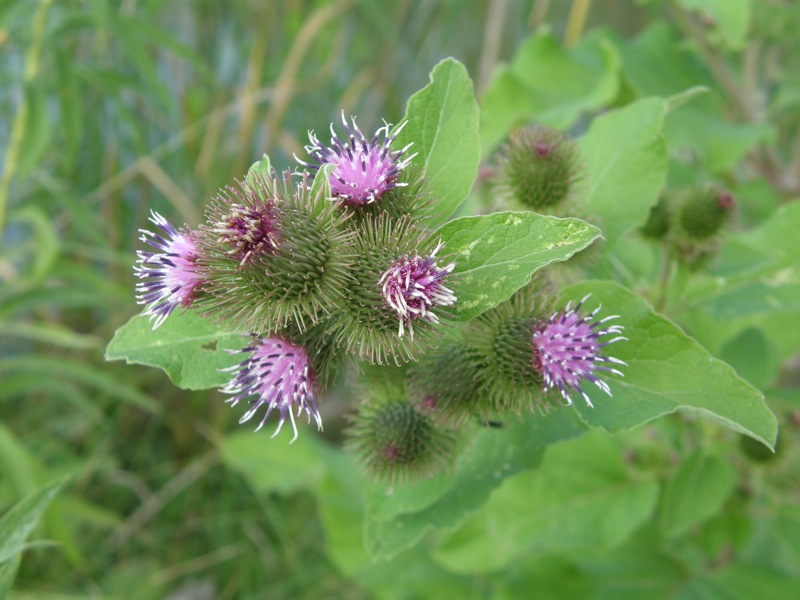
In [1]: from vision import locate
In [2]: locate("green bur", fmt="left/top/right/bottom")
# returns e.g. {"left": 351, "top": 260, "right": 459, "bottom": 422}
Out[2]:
{"left": 501, "top": 126, "right": 581, "bottom": 211}
{"left": 678, "top": 186, "right": 735, "bottom": 240}
{"left": 197, "top": 171, "right": 356, "bottom": 333}
{"left": 327, "top": 213, "right": 451, "bottom": 364}
{"left": 347, "top": 384, "right": 457, "bottom": 486}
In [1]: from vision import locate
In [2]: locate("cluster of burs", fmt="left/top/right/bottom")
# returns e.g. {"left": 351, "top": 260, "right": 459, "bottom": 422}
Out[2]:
{"left": 134, "top": 117, "right": 625, "bottom": 485}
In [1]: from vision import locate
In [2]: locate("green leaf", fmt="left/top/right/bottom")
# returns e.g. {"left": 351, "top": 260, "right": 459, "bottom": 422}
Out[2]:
{"left": 666, "top": 107, "right": 774, "bottom": 173}
{"left": 433, "top": 432, "right": 659, "bottom": 573}
{"left": 690, "top": 282, "right": 800, "bottom": 319}
{"left": 675, "top": 563, "right": 800, "bottom": 600}
{"left": 438, "top": 212, "right": 601, "bottom": 321}
{"left": 737, "top": 202, "right": 800, "bottom": 269}
{"left": 105, "top": 311, "right": 247, "bottom": 390}
{"left": 219, "top": 431, "right": 327, "bottom": 494}
{"left": 720, "top": 327, "right": 777, "bottom": 390}
{"left": 396, "top": 58, "right": 480, "bottom": 227}
{"left": 0, "top": 479, "right": 63, "bottom": 570}
{"left": 244, "top": 153, "right": 272, "bottom": 185}
{"left": 576, "top": 526, "right": 687, "bottom": 600}
{"left": 494, "top": 556, "right": 595, "bottom": 600}
{"left": 619, "top": 23, "right": 771, "bottom": 173}
{"left": 480, "top": 30, "right": 621, "bottom": 154}
{"left": 677, "top": 0, "right": 752, "bottom": 50}
{"left": 561, "top": 281, "right": 778, "bottom": 449}
{"left": 364, "top": 409, "right": 586, "bottom": 561}
{"left": 312, "top": 446, "right": 481, "bottom": 600}
{"left": 660, "top": 451, "right": 738, "bottom": 537}
{"left": 309, "top": 163, "right": 334, "bottom": 209}
{"left": 578, "top": 97, "right": 667, "bottom": 249}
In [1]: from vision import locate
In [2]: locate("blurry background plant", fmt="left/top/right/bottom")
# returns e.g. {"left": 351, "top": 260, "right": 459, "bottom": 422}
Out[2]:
{"left": 1, "top": 0, "right": 799, "bottom": 598}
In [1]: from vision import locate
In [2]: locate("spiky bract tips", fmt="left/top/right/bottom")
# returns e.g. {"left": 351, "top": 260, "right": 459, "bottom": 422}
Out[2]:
{"left": 222, "top": 335, "right": 322, "bottom": 444}
{"left": 134, "top": 211, "right": 205, "bottom": 329}
{"left": 464, "top": 288, "right": 554, "bottom": 414}
{"left": 328, "top": 214, "right": 456, "bottom": 365}
{"left": 532, "top": 295, "right": 627, "bottom": 408}
{"left": 408, "top": 340, "right": 483, "bottom": 426}
{"left": 197, "top": 171, "right": 356, "bottom": 332}
{"left": 297, "top": 112, "right": 417, "bottom": 206}
{"left": 498, "top": 125, "right": 582, "bottom": 212}
{"left": 346, "top": 381, "right": 457, "bottom": 486}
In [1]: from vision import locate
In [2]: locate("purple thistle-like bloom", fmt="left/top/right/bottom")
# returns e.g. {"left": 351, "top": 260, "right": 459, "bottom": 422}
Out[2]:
{"left": 379, "top": 242, "right": 456, "bottom": 339}
{"left": 296, "top": 112, "right": 417, "bottom": 205}
{"left": 134, "top": 211, "right": 204, "bottom": 329}
{"left": 214, "top": 198, "right": 280, "bottom": 266}
{"left": 532, "top": 295, "right": 627, "bottom": 407}
{"left": 222, "top": 336, "right": 322, "bottom": 443}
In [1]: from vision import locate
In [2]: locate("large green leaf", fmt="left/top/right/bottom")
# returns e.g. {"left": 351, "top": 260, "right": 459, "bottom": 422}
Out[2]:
{"left": 575, "top": 526, "right": 689, "bottom": 600}
{"left": 433, "top": 432, "right": 659, "bottom": 573}
{"left": 677, "top": 0, "right": 751, "bottom": 50}
{"left": 660, "top": 451, "right": 738, "bottom": 537}
{"left": 0, "top": 479, "right": 63, "bottom": 591}
{"left": 219, "top": 431, "right": 327, "bottom": 493}
{"left": 480, "top": 30, "right": 621, "bottom": 154}
{"left": 396, "top": 58, "right": 480, "bottom": 227}
{"left": 105, "top": 311, "right": 247, "bottom": 390}
{"left": 578, "top": 97, "right": 667, "bottom": 249}
{"left": 319, "top": 459, "right": 481, "bottom": 600}
{"left": 620, "top": 24, "right": 771, "bottom": 173}
{"left": 363, "top": 409, "right": 586, "bottom": 561}
{"left": 438, "top": 212, "right": 600, "bottom": 321}
{"left": 560, "top": 281, "right": 777, "bottom": 448}
{"left": 675, "top": 563, "right": 800, "bottom": 600}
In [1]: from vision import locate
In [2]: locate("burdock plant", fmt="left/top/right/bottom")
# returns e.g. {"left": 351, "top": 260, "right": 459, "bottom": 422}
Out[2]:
{"left": 115, "top": 59, "right": 710, "bottom": 489}
{"left": 121, "top": 103, "right": 630, "bottom": 476}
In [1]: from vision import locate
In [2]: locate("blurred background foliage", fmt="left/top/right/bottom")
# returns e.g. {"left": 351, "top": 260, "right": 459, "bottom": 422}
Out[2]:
{"left": 1, "top": 0, "right": 799, "bottom": 598}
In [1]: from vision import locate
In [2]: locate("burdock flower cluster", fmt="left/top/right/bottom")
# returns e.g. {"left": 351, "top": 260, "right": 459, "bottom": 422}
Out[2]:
{"left": 133, "top": 113, "right": 626, "bottom": 483}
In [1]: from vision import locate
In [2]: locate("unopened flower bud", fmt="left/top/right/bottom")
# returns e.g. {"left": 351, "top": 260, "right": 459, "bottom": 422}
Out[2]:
{"left": 678, "top": 186, "right": 735, "bottom": 240}
{"left": 498, "top": 126, "right": 581, "bottom": 212}
{"left": 346, "top": 390, "right": 456, "bottom": 485}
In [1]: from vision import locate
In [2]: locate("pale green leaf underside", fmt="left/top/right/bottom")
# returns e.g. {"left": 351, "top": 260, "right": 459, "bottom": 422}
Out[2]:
{"left": 105, "top": 311, "right": 247, "bottom": 390}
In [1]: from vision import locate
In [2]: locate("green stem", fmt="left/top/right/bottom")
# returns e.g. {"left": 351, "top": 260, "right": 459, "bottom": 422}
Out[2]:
{"left": 655, "top": 245, "right": 675, "bottom": 313}
{"left": 0, "top": 0, "right": 53, "bottom": 248}
{"left": 564, "top": 0, "right": 592, "bottom": 47}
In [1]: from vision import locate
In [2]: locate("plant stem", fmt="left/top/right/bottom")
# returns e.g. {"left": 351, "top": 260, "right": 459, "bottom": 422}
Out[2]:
{"left": 655, "top": 245, "right": 674, "bottom": 313}
{"left": 0, "top": 0, "right": 53, "bottom": 248}
{"left": 564, "top": 0, "right": 592, "bottom": 47}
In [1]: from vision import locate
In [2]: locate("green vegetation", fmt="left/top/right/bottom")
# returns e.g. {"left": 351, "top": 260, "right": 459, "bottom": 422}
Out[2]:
{"left": 2, "top": 1, "right": 800, "bottom": 598}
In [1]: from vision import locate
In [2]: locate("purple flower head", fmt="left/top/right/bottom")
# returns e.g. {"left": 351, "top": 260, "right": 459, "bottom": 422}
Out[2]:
{"left": 532, "top": 295, "right": 626, "bottom": 407}
{"left": 214, "top": 196, "right": 280, "bottom": 266}
{"left": 296, "top": 112, "right": 417, "bottom": 205}
{"left": 222, "top": 336, "right": 322, "bottom": 443}
{"left": 379, "top": 242, "right": 456, "bottom": 339}
{"left": 134, "top": 211, "right": 204, "bottom": 329}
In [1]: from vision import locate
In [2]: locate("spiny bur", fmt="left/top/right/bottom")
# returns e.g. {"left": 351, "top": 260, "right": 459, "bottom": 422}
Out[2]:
{"left": 197, "top": 170, "right": 356, "bottom": 332}
{"left": 498, "top": 125, "right": 582, "bottom": 212}
{"left": 346, "top": 383, "right": 456, "bottom": 486}
{"left": 677, "top": 186, "right": 735, "bottom": 241}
